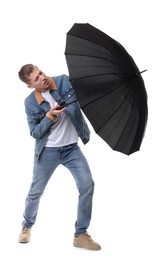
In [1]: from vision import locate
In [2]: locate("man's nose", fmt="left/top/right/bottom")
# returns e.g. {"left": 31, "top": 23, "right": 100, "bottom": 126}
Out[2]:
{"left": 40, "top": 74, "right": 45, "bottom": 80}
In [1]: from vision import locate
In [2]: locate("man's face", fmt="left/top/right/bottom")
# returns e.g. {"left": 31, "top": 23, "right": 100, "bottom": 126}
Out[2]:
{"left": 28, "top": 67, "right": 50, "bottom": 92}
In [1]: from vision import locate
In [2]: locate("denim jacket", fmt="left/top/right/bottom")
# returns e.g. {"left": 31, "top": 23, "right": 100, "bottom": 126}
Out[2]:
{"left": 24, "top": 74, "right": 90, "bottom": 159}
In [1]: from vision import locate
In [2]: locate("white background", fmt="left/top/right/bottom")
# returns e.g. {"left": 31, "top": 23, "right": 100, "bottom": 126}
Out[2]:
{"left": 0, "top": 0, "right": 167, "bottom": 259}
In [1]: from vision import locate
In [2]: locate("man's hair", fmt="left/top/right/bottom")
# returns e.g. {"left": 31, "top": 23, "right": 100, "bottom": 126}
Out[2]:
{"left": 18, "top": 64, "right": 35, "bottom": 84}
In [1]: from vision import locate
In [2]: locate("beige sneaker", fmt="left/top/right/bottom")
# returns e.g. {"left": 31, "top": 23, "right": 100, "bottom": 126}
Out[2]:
{"left": 73, "top": 232, "right": 101, "bottom": 250}
{"left": 18, "top": 228, "right": 31, "bottom": 243}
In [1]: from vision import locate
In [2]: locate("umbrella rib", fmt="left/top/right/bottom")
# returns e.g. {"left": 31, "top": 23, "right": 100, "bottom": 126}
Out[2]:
{"left": 65, "top": 53, "right": 132, "bottom": 72}
{"left": 73, "top": 76, "right": 133, "bottom": 109}
{"left": 113, "top": 92, "right": 137, "bottom": 153}
{"left": 67, "top": 24, "right": 131, "bottom": 68}
{"left": 94, "top": 83, "right": 132, "bottom": 134}
{"left": 70, "top": 72, "right": 130, "bottom": 82}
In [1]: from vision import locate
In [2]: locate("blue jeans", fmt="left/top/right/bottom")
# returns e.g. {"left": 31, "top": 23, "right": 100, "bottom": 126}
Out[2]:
{"left": 22, "top": 143, "right": 94, "bottom": 235}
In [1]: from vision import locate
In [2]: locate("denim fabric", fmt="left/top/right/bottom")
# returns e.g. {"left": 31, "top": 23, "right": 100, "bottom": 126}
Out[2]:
{"left": 24, "top": 74, "right": 90, "bottom": 159}
{"left": 22, "top": 143, "right": 94, "bottom": 235}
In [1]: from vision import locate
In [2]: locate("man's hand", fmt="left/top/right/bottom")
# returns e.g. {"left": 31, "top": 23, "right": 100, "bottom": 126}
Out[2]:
{"left": 49, "top": 105, "right": 66, "bottom": 116}
{"left": 46, "top": 105, "right": 66, "bottom": 122}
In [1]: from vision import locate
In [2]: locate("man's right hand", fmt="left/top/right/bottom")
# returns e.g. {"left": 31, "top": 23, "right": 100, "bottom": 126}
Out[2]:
{"left": 49, "top": 105, "right": 66, "bottom": 116}
{"left": 46, "top": 105, "right": 66, "bottom": 122}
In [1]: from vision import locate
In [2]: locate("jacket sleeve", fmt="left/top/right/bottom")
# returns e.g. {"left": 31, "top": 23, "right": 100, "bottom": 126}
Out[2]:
{"left": 25, "top": 103, "right": 56, "bottom": 140}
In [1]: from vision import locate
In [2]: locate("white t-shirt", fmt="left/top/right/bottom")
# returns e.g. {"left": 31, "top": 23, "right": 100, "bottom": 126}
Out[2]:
{"left": 42, "top": 90, "right": 78, "bottom": 147}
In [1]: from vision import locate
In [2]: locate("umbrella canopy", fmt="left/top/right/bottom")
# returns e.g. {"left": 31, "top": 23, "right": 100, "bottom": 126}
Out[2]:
{"left": 65, "top": 23, "right": 148, "bottom": 155}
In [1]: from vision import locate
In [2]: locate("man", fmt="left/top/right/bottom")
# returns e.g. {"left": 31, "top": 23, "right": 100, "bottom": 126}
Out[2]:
{"left": 18, "top": 64, "right": 101, "bottom": 250}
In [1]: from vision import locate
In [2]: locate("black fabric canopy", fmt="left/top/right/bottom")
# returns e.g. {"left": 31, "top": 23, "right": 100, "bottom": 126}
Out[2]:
{"left": 65, "top": 23, "right": 148, "bottom": 155}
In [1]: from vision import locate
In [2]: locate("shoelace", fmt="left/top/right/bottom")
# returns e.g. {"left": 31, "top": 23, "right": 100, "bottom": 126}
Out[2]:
{"left": 83, "top": 232, "right": 93, "bottom": 241}
{"left": 22, "top": 228, "right": 29, "bottom": 233}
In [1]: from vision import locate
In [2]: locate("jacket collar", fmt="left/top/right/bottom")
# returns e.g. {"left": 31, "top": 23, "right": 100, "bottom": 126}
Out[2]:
{"left": 34, "top": 77, "right": 57, "bottom": 105}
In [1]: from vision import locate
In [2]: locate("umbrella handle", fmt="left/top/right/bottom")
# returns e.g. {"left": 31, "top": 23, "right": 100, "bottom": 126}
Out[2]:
{"left": 56, "top": 100, "right": 78, "bottom": 110}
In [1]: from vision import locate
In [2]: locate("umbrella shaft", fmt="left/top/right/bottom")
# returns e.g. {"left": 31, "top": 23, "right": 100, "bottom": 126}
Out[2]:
{"left": 56, "top": 100, "right": 78, "bottom": 110}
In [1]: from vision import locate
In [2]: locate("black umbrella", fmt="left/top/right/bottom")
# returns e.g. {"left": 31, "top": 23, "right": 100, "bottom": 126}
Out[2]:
{"left": 65, "top": 23, "right": 148, "bottom": 155}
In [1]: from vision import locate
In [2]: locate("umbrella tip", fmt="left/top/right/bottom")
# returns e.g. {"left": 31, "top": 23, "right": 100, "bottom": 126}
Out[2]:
{"left": 136, "top": 69, "right": 147, "bottom": 76}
